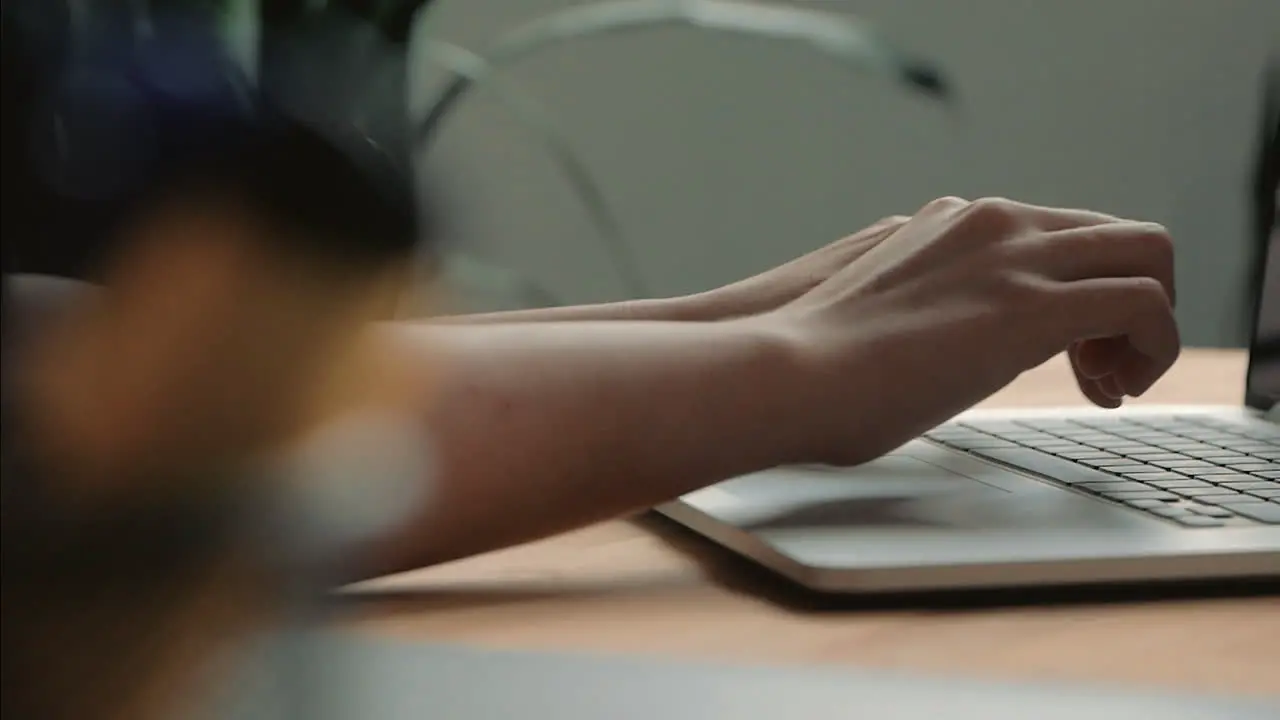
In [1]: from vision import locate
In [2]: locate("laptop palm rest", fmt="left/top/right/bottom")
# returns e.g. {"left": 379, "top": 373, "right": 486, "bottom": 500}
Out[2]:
{"left": 688, "top": 441, "right": 1148, "bottom": 533}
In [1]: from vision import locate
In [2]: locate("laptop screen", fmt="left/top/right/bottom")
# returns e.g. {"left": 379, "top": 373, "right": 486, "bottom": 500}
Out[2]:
{"left": 1247, "top": 222, "right": 1280, "bottom": 410}
{"left": 1245, "top": 64, "right": 1280, "bottom": 410}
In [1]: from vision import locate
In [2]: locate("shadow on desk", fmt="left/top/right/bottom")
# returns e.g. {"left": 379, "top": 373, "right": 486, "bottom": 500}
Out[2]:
{"left": 344, "top": 512, "right": 1278, "bottom": 620}
{"left": 342, "top": 564, "right": 703, "bottom": 615}
{"left": 635, "top": 513, "right": 1280, "bottom": 613}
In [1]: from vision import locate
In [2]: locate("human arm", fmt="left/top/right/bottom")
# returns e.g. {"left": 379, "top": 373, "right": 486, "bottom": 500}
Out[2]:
{"left": 352, "top": 198, "right": 1180, "bottom": 580}
{"left": 431, "top": 294, "right": 720, "bottom": 324}
{"left": 431, "top": 215, "right": 909, "bottom": 325}
{"left": 5, "top": 198, "right": 1180, "bottom": 585}
{"left": 352, "top": 317, "right": 808, "bottom": 576}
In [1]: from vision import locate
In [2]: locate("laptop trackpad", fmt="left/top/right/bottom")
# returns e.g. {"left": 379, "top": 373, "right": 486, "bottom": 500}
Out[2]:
{"left": 690, "top": 445, "right": 1134, "bottom": 531}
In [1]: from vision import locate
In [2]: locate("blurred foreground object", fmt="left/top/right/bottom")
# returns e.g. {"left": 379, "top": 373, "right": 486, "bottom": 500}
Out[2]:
{"left": 2, "top": 2, "right": 437, "bottom": 718}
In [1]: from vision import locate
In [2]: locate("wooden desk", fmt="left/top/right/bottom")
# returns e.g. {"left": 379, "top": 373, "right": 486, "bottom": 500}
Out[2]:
{"left": 345, "top": 349, "right": 1279, "bottom": 697}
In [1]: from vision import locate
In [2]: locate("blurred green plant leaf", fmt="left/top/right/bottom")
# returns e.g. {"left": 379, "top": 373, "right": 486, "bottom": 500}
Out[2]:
{"left": 413, "top": 0, "right": 951, "bottom": 297}
{"left": 419, "top": 39, "right": 640, "bottom": 295}
{"left": 238, "top": 0, "right": 951, "bottom": 299}
{"left": 418, "top": 0, "right": 950, "bottom": 146}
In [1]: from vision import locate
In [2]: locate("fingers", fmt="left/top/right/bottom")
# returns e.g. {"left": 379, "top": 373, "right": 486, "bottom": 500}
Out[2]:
{"left": 1070, "top": 343, "right": 1121, "bottom": 409}
{"left": 1024, "top": 217, "right": 1178, "bottom": 398}
{"left": 849, "top": 215, "right": 910, "bottom": 246}
{"left": 1058, "top": 277, "right": 1181, "bottom": 396}
{"left": 1076, "top": 340, "right": 1131, "bottom": 400}
{"left": 1030, "top": 221, "right": 1176, "bottom": 307}
{"left": 865, "top": 215, "right": 911, "bottom": 233}
{"left": 824, "top": 215, "right": 910, "bottom": 267}
{"left": 1074, "top": 338, "right": 1117, "bottom": 379}
{"left": 916, "top": 196, "right": 1121, "bottom": 232}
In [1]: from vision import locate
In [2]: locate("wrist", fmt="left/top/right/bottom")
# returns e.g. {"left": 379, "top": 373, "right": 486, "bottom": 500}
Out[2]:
{"left": 730, "top": 313, "right": 895, "bottom": 468}
{"left": 634, "top": 292, "right": 725, "bottom": 322}
{"left": 716, "top": 315, "right": 826, "bottom": 468}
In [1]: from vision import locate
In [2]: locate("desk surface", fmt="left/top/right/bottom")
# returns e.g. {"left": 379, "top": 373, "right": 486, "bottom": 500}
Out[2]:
{"left": 345, "top": 349, "right": 1279, "bottom": 697}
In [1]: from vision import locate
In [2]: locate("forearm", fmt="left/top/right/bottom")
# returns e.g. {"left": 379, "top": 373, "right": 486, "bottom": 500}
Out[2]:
{"left": 352, "top": 318, "right": 808, "bottom": 578}
{"left": 433, "top": 293, "right": 721, "bottom": 324}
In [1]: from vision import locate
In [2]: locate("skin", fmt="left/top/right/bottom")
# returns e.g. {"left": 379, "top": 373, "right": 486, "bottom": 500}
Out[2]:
{"left": 358, "top": 196, "right": 1180, "bottom": 574}
{"left": 9, "top": 196, "right": 1180, "bottom": 579}
{"left": 6, "top": 195, "right": 1180, "bottom": 720}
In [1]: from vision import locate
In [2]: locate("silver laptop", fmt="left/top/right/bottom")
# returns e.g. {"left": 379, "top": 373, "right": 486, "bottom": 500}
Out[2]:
{"left": 658, "top": 209, "right": 1280, "bottom": 594}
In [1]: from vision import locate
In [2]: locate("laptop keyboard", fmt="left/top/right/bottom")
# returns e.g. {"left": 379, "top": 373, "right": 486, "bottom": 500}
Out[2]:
{"left": 925, "top": 415, "right": 1280, "bottom": 527}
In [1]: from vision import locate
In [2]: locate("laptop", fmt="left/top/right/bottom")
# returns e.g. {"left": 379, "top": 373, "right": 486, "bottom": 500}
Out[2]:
{"left": 656, "top": 119, "right": 1280, "bottom": 595}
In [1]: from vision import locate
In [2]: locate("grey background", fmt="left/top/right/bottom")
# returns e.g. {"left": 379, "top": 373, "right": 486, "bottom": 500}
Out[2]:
{"left": 410, "top": 0, "right": 1280, "bottom": 346}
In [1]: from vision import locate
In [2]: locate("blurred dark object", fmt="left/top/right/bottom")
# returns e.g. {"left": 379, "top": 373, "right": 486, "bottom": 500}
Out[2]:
{"left": 1, "top": 0, "right": 427, "bottom": 280}
{"left": 1, "top": 3, "right": 437, "bottom": 718}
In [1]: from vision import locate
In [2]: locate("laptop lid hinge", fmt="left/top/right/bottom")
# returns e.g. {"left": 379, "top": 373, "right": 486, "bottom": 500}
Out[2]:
{"left": 1265, "top": 404, "right": 1280, "bottom": 425}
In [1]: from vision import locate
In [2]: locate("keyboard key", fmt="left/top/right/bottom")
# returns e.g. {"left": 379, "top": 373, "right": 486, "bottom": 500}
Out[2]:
{"left": 986, "top": 429, "right": 1041, "bottom": 437}
{"left": 1171, "top": 487, "right": 1228, "bottom": 498}
{"left": 1172, "top": 515, "right": 1227, "bottom": 527}
{"left": 1077, "top": 439, "right": 1127, "bottom": 450}
{"left": 960, "top": 420, "right": 1014, "bottom": 429}
{"left": 1202, "top": 473, "right": 1265, "bottom": 484}
{"left": 1124, "top": 472, "right": 1191, "bottom": 482}
{"left": 1124, "top": 498, "right": 1173, "bottom": 509}
{"left": 1181, "top": 430, "right": 1237, "bottom": 442}
{"left": 1039, "top": 443, "right": 1088, "bottom": 453}
{"left": 1182, "top": 467, "right": 1243, "bottom": 477}
{"left": 1187, "top": 505, "right": 1234, "bottom": 518}
{"left": 946, "top": 438, "right": 1020, "bottom": 450}
{"left": 1222, "top": 443, "right": 1277, "bottom": 453}
{"left": 1193, "top": 493, "right": 1248, "bottom": 505}
{"left": 1113, "top": 431, "right": 1171, "bottom": 441}
{"left": 970, "top": 448, "right": 1130, "bottom": 486}
{"left": 1251, "top": 489, "right": 1280, "bottom": 499}
{"left": 1163, "top": 441, "right": 1218, "bottom": 449}
{"left": 1152, "top": 460, "right": 1216, "bottom": 470}
{"left": 1183, "top": 449, "right": 1248, "bottom": 460}
{"left": 1221, "top": 502, "right": 1280, "bottom": 524}
{"left": 1225, "top": 463, "right": 1276, "bottom": 473}
{"left": 1217, "top": 480, "right": 1279, "bottom": 491}
{"left": 1150, "top": 505, "right": 1194, "bottom": 518}
{"left": 1256, "top": 471, "right": 1280, "bottom": 479}
{"left": 1214, "top": 449, "right": 1269, "bottom": 459}
{"left": 1146, "top": 478, "right": 1212, "bottom": 489}
{"left": 1098, "top": 444, "right": 1154, "bottom": 455}
{"left": 1079, "top": 481, "right": 1150, "bottom": 493}
{"left": 1061, "top": 451, "right": 1121, "bottom": 462}
{"left": 1089, "top": 462, "right": 1152, "bottom": 473}
{"left": 1105, "top": 490, "right": 1178, "bottom": 501}
{"left": 1126, "top": 453, "right": 1189, "bottom": 463}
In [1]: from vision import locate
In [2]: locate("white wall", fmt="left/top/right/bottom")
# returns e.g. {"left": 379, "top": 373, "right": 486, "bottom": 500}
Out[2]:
{"left": 413, "top": 0, "right": 1280, "bottom": 346}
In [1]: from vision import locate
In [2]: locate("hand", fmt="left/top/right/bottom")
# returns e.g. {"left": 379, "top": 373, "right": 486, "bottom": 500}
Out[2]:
{"left": 687, "top": 215, "right": 910, "bottom": 319}
{"left": 761, "top": 196, "right": 1180, "bottom": 466}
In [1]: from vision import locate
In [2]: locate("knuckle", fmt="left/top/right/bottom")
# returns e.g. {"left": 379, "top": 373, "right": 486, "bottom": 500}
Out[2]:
{"left": 962, "top": 197, "right": 1023, "bottom": 235}
{"left": 869, "top": 214, "right": 910, "bottom": 231}
{"left": 922, "top": 196, "right": 968, "bottom": 214}
{"left": 1136, "top": 222, "right": 1174, "bottom": 260}
{"left": 1127, "top": 276, "right": 1172, "bottom": 310}
{"left": 969, "top": 196, "right": 1013, "bottom": 219}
